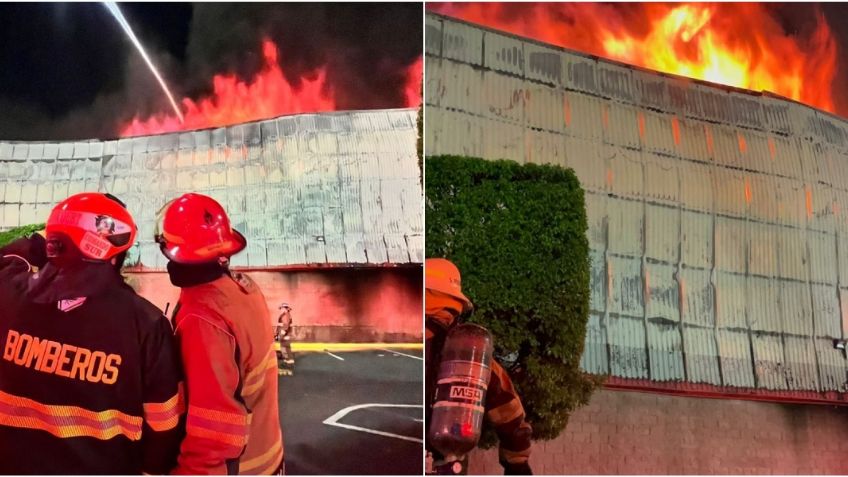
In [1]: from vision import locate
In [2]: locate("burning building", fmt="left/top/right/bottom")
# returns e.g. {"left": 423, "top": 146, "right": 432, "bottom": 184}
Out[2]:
{"left": 426, "top": 10, "right": 848, "bottom": 474}
{"left": 0, "top": 108, "right": 423, "bottom": 342}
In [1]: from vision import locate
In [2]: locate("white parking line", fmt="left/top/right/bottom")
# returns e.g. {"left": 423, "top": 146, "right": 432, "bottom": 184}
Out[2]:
{"left": 378, "top": 348, "right": 423, "bottom": 361}
{"left": 323, "top": 403, "right": 423, "bottom": 443}
{"left": 325, "top": 351, "right": 345, "bottom": 361}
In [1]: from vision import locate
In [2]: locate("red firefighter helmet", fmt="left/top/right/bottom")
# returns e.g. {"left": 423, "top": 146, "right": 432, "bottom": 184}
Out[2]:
{"left": 155, "top": 193, "right": 246, "bottom": 264}
{"left": 45, "top": 192, "right": 137, "bottom": 261}
{"left": 425, "top": 258, "right": 473, "bottom": 313}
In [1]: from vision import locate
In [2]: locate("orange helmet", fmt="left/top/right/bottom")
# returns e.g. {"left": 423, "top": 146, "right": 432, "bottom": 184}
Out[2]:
{"left": 425, "top": 258, "right": 473, "bottom": 312}
{"left": 155, "top": 193, "right": 246, "bottom": 264}
{"left": 45, "top": 192, "right": 137, "bottom": 261}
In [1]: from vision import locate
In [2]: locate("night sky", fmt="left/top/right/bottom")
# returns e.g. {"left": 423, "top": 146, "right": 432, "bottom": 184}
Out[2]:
{"left": 0, "top": 2, "right": 422, "bottom": 140}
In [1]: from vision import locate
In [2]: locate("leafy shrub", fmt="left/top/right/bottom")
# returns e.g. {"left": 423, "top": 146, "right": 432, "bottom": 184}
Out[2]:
{"left": 0, "top": 224, "right": 44, "bottom": 249}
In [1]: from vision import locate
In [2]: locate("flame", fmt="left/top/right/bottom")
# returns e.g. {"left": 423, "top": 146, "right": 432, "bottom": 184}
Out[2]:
{"left": 121, "top": 40, "right": 422, "bottom": 137}
{"left": 430, "top": 2, "right": 838, "bottom": 114}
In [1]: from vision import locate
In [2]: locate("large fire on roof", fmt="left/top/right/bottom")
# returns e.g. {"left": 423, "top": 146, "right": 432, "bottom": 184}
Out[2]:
{"left": 121, "top": 40, "right": 422, "bottom": 137}
{"left": 429, "top": 2, "right": 838, "bottom": 115}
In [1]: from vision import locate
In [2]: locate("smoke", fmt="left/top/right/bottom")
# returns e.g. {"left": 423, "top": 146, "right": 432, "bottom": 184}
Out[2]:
{"left": 0, "top": 3, "right": 422, "bottom": 141}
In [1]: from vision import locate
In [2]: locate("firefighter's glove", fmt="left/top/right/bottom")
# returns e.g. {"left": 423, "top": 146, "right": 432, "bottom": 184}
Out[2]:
{"left": 503, "top": 462, "right": 532, "bottom": 475}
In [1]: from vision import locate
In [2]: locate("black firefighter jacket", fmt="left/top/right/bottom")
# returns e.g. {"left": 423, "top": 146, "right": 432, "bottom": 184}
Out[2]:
{"left": 0, "top": 235, "right": 185, "bottom": 474}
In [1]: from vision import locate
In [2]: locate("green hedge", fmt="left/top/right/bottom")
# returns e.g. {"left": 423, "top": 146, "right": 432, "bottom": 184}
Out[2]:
{"left": 0, "top": 224, "right": 44, "bottom": 249}
{"left": 425, "top": 155, "right": 599, "bottom": 441}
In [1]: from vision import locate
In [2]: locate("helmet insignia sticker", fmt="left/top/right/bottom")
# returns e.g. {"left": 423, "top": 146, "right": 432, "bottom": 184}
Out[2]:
{"left": 95, "top": 215, "right": 116, "bottom": 236}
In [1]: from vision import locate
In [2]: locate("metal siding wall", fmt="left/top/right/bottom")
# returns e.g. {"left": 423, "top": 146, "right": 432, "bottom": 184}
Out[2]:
{"left": 426, "top": 13, "right": 848, "bottom": 394}
{"left": 1, "top": 109, "right": 422, "bottom": 269}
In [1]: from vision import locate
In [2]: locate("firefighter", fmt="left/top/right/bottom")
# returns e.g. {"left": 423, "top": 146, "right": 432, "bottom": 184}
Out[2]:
{"left": 0, "top": 192, "right": 184, "bottom": 474}
{"left": 274, "top": 303, "right": 294, "bottom": 376}
{"left": 425, "top": 258, "right": 533, "bottom": 475}
{"left": 155, "top": 192, "right": 284, "bottom": 475}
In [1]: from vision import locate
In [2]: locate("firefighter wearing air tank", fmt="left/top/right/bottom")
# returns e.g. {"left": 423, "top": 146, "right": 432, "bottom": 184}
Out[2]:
{"left": 0, "top": 193, "right": 184, "bottom": 474}
{"left": 425, "top": 258, "right": 533, "bottom": 475}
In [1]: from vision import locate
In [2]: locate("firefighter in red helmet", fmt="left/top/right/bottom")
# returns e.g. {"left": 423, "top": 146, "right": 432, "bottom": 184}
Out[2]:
{"left": 0, "top": 192, "right": 184, "bottom": 474}
{"left": 425, "top": 258, "right": 533, "bottom": 475}
{"left": 155, "top": 192, "right": 284, "bottom": 475}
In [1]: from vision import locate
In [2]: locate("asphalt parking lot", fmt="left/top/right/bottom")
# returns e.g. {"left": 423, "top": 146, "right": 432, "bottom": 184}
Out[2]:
{"left": 278, "top": 347, "right": 423, "bottom": 475}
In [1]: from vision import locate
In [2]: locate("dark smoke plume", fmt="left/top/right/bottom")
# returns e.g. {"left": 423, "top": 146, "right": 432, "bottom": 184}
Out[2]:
{"left": 0, "top": 2, "right": 422, "bottom": 141}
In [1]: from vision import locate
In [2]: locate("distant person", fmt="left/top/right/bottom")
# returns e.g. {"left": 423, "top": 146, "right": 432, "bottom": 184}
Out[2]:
{"left": 274, "top": 303, "right": 295, "bottom": 376}
{"left": 425, "top": 258, "right": 533, "bottom": 475}
{"left": 0, "top": 192, "right": 184, "bottom": 474}
{"left": 156, "top": 192, "right": 284, "bottom": 475}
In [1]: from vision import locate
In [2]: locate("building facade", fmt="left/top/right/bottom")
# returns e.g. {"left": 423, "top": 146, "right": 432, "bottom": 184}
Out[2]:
{"left": 0, "top": 108, "right": 423, "bottom": 342}
{"left": 426, "top": 12, "right": 848, "bottom": 473}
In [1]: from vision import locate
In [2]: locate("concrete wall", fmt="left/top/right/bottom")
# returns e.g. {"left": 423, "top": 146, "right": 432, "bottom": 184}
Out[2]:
{"left": 126, "top": 266, "right": 422, "bottom": 342}
{"left": 469, "top": 389, "right": 848, "bottom": 474}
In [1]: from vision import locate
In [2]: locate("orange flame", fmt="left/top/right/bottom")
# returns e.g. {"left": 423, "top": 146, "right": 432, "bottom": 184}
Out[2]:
{"left": 121, "top": 40, "right": 422, "bottom": 137}
{"left": 430, "top": 2, "right": 838, "bottom": 114}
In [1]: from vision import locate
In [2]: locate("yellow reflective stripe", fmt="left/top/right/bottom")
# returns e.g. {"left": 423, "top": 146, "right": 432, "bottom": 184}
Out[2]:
{"left": 143, "top": 382, "right": 184, "bottom": 413}
{"left": 0, "top": 390, "right": 142, "bottom": 441}
{"left": 188, "top": 405, "right": 251, "bottom": 427}
{"left": 240, "top": 438, "right": 283, "bottom": 474}
{"left": 186, "top": 424, "right": 248, "bottom": 448}
{"left": 143, "top": 384, "right": 185, "bottom": 432}
{"left": 242, "top": 349, "right": 277, "bottom": 397}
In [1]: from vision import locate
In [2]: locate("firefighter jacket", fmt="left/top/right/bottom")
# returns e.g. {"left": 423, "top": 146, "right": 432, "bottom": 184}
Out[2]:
{"left": 0, "top": 236, "right": 185, "bottom": 474}
{"left": 426, "top": 318, "right": 533, "bottom": 474}
{"left": 170, "top": 269, "right": 283, "bottom": 475}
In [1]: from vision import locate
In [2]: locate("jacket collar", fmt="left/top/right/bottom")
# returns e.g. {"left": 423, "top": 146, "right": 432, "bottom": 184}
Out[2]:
{"left": 26, "top": 260, "right": 122, "bottom": 304}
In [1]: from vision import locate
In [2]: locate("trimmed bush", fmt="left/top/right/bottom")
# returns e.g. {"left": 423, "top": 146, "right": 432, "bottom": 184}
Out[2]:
{"left": 0, "top": 224, "right": 44, "bottom": 249}
{"left": 425, "top": 155, "right": 599, "bottom": 441}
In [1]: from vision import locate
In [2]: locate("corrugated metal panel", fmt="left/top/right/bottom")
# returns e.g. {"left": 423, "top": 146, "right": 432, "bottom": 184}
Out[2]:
{"left": 646, "top": 262, "right": 679, "bottom": 322}
{"left": 748, "top": 222, "right": 776, "bottom": 277}
{"left": 425, "top": 14, "right": 443, "bottom": 56}
{"left": 808, "top": 231, "right": 837, "bottom": 285}
{"left": 680, "top": 267, "right": 714, "bottom": 327}
{"left": 608, "top": 147, "right": 642, "bottom": 199}
{"left": 483, "top": 30, "right": 524, "bottom": 76}
{"left": 564, "top": 91, "right": 603, "bottom": 141}
{"left": 728, "top": 91, "right": 765, "bottom": 130}
{"left": 677, "top": 118, "right": 712, "bottom": 163}
{"left": 681, "top": 211, "right": 712, "bottom": 268}
{"left": 751, "top": 332, "right": 787, "bottom": 390}
{"left": 525, "top": 83, "right": 564, "bottom": 133}
{"left": 647, "top": 320, "right": 685, "bottom": 382}
{"left": 442, "top": 19, "right": 483, "bottom": 65}
{"left": 642, "top": 153, "right": 679, "bottom": 206}
{"left": 717, "top": 329, "right": 756, "bottom": 388}
{"left": 780, "top": 281, "right": 813, "bottom": 335}
{"left": 526, "top": 130, "right": 565, "bottom": 167}
{"left": 603, "top": 101, "right": 640, "bottom": 149}
{"left": 608, "top": 255, "right": 644, "bottom": 317}
{"left": 607, "top": 197, "right": 643, "bottom": 257}
{"left": 811, "top": 283, "right": 840, "bottom": 338}
{"left": 589, "top": 249, "right": 607, "bottom": 313}
{"left": 482, "top": 117, "right": 524, "bottom": 163}
{"left": 441, "top": 60, "right": 484, "bottom": 115}
{"left": 683, "top": 325, "right": 721, "bottom": 385}
{"left": 608, "top": 315, "right": 648, "bottom": 379}
{"left": 809, "top": 184, "right": 835, "bottom": 234}
{"left": 815, "top": 338, "right": 848, "bottom": 391}
{"left": 774, "top": 176, "right": 806, "bottom": 227}
{"left": 770, "top": 135, "right": 800, "bottom": 179}
{"left": 585, "top": 192, "right": 607, "bottom": 249}
{"left": 715, "top": 272, "right": 747, "bottom": 329}
{"left": 777, "top": 227, "right": 807, "bottom": 281}
{"left": 580, "top": 313, "right": 609, "bottom": 375}
{"left": 597, "top": 61, "right": 635, "bottom": 103}
{"left": 743, "top": 132, "right": 772, "bottom": 175}
{"left": 641, "top": 110, "right": 675, "bottom": 157}
{"left": 565, "top": 136, "right": 605, "bottom": 192}
{"left": 632, "top": 69, "right": 669, "bottom": 113}
{"left": 715, "top": 217, "right": 747, "bottom": 273}
{"left": 747, "top": 277, "right": 781, "bottom": 332}
{"left": 761, "top": 96, "right": 792, "bottom": 135}
{"left": 678, "top": 160, "right": 713, "bottom": 212}
{"left": 783, "top": 336, "right": 819, "bottom": 391}
{"left": 645, "top": 204, "right": 678, "bottom": 263}
{"left": 712, "top": 168, "right": 747, "bottom": 217}
{"left": 563, "top": 50, "right": 599, "bottom": 95}
{"left": 525, "top": 42, "right": 563, "bottom": 88}
{"left": 712, "top": 125, "right": 743, "bottom": 169}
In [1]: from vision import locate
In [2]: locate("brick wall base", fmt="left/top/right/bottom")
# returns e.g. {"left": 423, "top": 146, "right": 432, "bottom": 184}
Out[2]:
{"left": 469, "top": 388, "right": 848, "bottom": 474}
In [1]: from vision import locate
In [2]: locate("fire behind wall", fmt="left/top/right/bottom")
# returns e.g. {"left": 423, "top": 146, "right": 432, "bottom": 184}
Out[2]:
{"left": 0, "top": 108, "right": 423, "bottom": 341}
{"left": 425, "top": 12, "right": 848, "bottom": 398}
